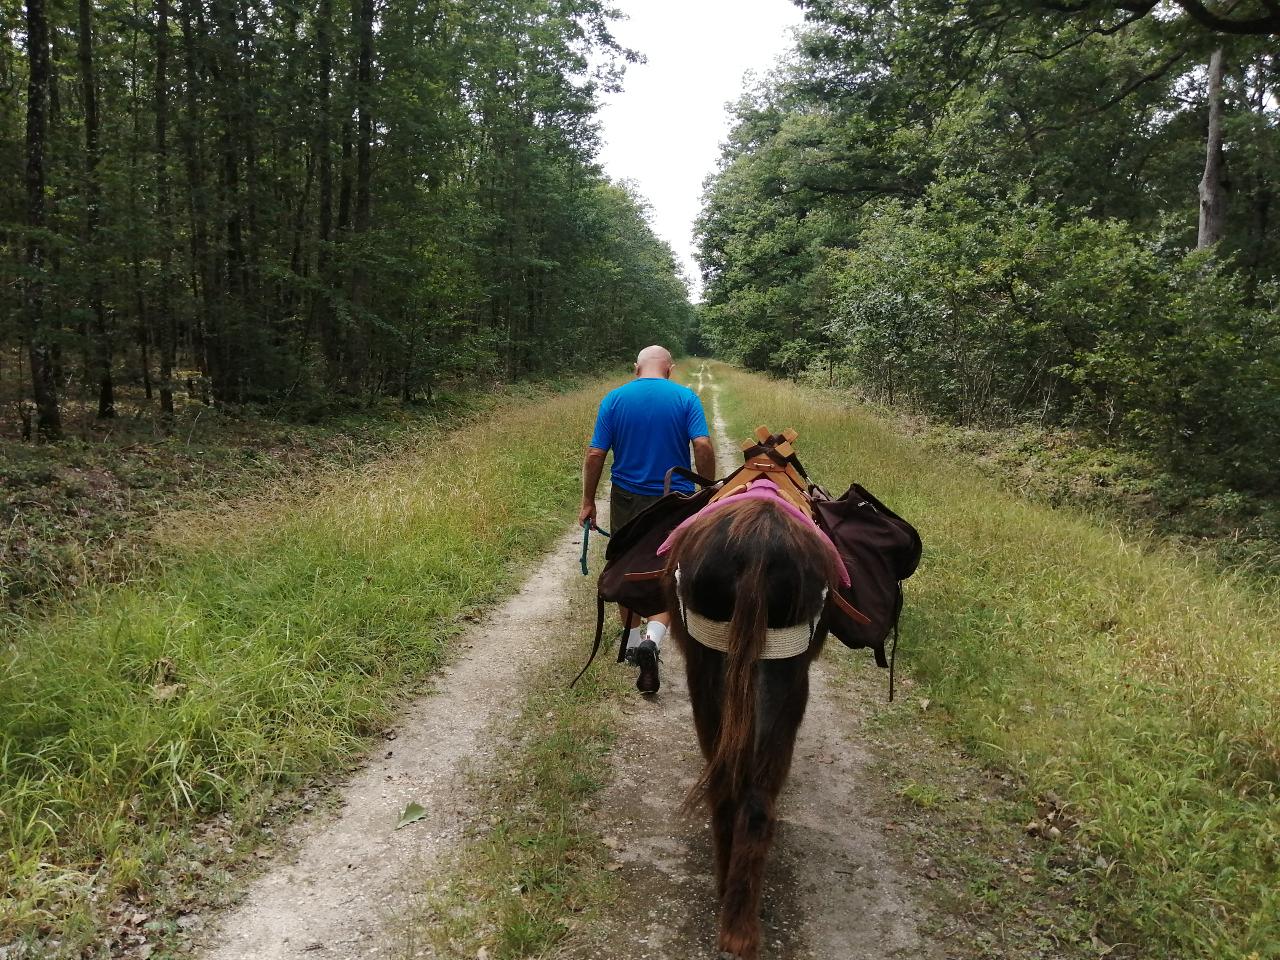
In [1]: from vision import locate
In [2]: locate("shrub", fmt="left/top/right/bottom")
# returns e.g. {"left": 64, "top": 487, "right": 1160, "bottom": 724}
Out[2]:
{"left": 828, "top": 193, "right": 1279, "bottom": 492}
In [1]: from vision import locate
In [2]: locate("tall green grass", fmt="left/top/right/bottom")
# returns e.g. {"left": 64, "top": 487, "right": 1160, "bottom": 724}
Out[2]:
{"left": 712, "top": 364, "right": 1280, "bottom": 959}
{"left": 0, "top": 383, "right": 607, "bottom": 952}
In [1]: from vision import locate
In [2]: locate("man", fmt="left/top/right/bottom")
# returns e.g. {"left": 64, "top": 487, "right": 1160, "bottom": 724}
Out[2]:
{"left": 579, "top": 345, "right": 716, "bottom": 693}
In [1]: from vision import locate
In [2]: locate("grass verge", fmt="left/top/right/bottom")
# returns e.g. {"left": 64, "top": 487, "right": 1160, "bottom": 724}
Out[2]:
{"left": 712, "top": 363, "right": 1280, "bottom": 960}
{"left": 0, "top": 379, "right": 613, "bottom": 956}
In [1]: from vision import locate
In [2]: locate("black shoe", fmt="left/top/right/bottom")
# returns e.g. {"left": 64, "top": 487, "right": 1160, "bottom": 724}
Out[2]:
{"left": 635, "top": 639, "right": 660, "bottom": 694}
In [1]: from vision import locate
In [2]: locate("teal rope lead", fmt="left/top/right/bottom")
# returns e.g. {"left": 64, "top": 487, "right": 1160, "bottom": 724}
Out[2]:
{"left": 580, "top": 519, "right": 610, "bottom": 575}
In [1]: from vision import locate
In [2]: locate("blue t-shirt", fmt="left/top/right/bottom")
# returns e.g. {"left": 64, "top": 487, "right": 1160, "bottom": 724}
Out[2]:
{"left": 590, "top": 378, "right": 709, "bottom": 495}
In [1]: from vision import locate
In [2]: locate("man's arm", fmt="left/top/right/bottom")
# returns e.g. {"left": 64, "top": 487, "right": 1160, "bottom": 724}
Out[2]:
{"left": 691, "top": 436, "right": 716, "bottom": 480}
{"left": 579, "top": 447, "right": 608, "bottom": 528}
{"left": 685, "top": 392, "right": 714, "bottom": 480}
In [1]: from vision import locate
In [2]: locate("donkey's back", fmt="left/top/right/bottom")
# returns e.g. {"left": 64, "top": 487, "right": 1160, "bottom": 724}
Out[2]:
{"left": 664, "top": 497, "right": 839, "bottom": 960}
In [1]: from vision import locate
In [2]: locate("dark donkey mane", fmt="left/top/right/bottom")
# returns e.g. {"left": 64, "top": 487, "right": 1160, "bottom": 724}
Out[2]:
{"left": 661, "top": 496, "right": 840, "bottom": 960}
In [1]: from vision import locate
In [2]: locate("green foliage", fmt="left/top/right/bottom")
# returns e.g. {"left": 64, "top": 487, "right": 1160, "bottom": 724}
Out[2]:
{"left": 828, "top": 195, "right": 1280, "bottom": 489}
{"left": 0, "top": 0, "right": 690, "bottom": 422}
{"left": 696, "top": 1, "right": 1279, "bottom": 496}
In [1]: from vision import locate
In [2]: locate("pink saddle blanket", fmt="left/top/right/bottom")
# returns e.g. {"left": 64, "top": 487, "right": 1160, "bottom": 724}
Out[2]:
{"left": 656, "top": 477, "right": 850, "bottom": 587}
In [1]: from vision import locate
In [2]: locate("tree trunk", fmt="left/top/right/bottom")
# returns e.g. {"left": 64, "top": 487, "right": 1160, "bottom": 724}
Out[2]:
{"left": 313, "top": 0, "right": 338, "bottom": 381}
{"left": 1197, "top": 48, "right": 1228, "bottom": 250}
{"left": 347, "top": 0, "right": 374, "bottom": 390}
{"left": 79, "top": 0, "right": 115, "bottom": 418}
{"left": 180, "top": 0, "right": 214, "bottom": 379}
{"left": 212, "top": 0, "right": 246, "bottom": 401}
{"left": 25, "top": 0, "right": 62, "bottom": 440}
{"left": 155, "top": 0, "right": 176, "bottom": 416}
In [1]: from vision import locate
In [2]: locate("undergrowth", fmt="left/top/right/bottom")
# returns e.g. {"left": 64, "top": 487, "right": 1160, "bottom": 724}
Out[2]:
{"left": 714, "top": 363, "right": 1280, "bottom": 960}
{"left": 0, "top": 383, "right": 574, "bottom": 611}
{"left": 0, "top": 379, "right": 609, "bottom": 956}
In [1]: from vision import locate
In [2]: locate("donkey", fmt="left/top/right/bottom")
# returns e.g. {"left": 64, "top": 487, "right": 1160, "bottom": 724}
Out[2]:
{"left": 662, "top": 495, "right": 841, "bottom": 960}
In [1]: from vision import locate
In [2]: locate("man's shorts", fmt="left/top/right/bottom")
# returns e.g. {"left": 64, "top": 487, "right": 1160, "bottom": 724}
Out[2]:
{"left": 610, "top": 484, "right": 664, "bottom": 533}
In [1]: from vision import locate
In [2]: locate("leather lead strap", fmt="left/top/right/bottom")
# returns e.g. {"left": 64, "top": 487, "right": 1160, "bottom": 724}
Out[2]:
{"left": 887, "top": 586, "right": 905, "bottom": 702}
{"left": 663, "top": 465, "right": 720, "bottom": 496}
{"left": 615, "top": 608, "right": 635, "bottom": 664}
{"left": 888, "top": 622, "right": 898, "bottom": 703}
{"left": 571, "top": 596, "right": 609, "bottom": 689}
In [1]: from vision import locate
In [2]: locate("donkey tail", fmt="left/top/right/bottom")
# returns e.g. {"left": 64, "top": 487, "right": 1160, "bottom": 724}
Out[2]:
{"left": 687, "top": 551, "right": 770, "bottom": 809}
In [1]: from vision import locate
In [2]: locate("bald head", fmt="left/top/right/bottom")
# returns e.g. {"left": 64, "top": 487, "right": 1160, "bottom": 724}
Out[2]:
{"left": 635, "top": 345, "right": 674, "bottom": 379}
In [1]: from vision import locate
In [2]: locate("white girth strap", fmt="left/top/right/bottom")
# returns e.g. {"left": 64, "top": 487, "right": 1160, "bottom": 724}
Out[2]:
{"left": 675, "top": 567, "right": 823, "bottom": 660}
{"left": 681, "top": 608, "right": 814, "bottom": 659}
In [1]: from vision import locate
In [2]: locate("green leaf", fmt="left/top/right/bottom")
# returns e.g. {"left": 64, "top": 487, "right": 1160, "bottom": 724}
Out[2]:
{"left": 396, "top": 801, "right": 428, "bottom": 830}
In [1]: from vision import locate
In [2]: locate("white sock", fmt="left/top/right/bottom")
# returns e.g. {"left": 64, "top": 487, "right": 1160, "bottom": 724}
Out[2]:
{"left": 624, "top": 626, "right": 644, "bottom": 652}
{"left": 644, "top": 620, "right": 668, "bottom": 649}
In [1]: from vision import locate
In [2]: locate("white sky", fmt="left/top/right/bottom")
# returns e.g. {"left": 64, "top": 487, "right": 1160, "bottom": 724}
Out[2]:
{"left": 594, "top": 0, "right": 805, "bottom": 299}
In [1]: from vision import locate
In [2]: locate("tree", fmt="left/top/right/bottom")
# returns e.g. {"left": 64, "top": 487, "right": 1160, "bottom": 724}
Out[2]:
{"left": 1023, "top": 0, "right": 1280, "bottom": 36}
{"left": 1198, "top": 47, "right": 1228, "bottom": 248}
{"left": 24, "top": 0, "right": 61, "bottom": 439}
{"left": 702, "top": 0, "right": 1278, "bottom": 491}
{"left": 3, "top": 0, "right": 689, "bottom": 431}
{"left": 78, "top": 0, "right": 113, "bottom": 418}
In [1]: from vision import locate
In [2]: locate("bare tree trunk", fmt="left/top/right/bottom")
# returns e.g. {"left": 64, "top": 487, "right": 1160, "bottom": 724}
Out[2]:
{"left": 1197, "top": 48, "right": 1228, "bottom": 250}
{"left": 334, "top": 109, "right": 354, "bottom": 389}
{"left": 211, "top": 0, "right": 246, "bottom": 401}
{"left": 127, "top": 0, "right": 153, "bottom": 402}
{"left": 313, "top": 0, "right": 338, "bottom": 381}
{"left": 155, "top": 0, "right": 175, "bottom": 416}
{"left": 25, "top": 0, "right": 62, "bottom": 440}
{"left": 347, "top": 0, "right": 374, "bottom": 390}
{"left": 180, "top": 0, "right": 213, "bottom": 379}
{"left": 79, "top": 0, "right": 115, "bottom": 418}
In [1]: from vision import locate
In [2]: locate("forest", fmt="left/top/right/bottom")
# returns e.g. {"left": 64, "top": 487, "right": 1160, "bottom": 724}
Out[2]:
{"left": 697, "top": 0, "right": 1279, "bottom": 497}
{"left": 1, "top": 0, "right": 693, "bottom": 439}
{"left": 3, "top": 3, "right": 1280, "bottom": 958}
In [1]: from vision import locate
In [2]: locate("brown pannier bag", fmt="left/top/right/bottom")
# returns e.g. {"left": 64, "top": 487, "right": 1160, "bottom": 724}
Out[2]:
{"left": 570, "top": 468, "right": 723, "bottom": 687}
{"left": 812, "top": 483, "right": 922, "bottom": 670}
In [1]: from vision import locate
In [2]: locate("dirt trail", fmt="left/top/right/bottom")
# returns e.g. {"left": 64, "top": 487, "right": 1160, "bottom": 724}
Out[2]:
{"left": 558, "top": 365, "right": 938, "bottom": 959}
{"left": 198, "top": 366, "right": 940, "bottom": 960}
{"left": 197, "top": 526, "right": 590, "bottom": 960}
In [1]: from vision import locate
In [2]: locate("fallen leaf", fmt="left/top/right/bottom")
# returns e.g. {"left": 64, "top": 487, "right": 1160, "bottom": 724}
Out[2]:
{"left": 150, "top": 683, "right": 187, "bottom": 702}
{"left": 396, "top": 802, "right": 428, "bottom": 830}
